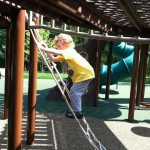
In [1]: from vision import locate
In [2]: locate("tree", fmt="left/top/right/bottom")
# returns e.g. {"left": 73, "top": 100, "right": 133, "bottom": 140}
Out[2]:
{"left": 0, "top": 29, "right": 6, "bottom": 68}
{"left": 24, "top": 28, "right": 56, "bottom": 71}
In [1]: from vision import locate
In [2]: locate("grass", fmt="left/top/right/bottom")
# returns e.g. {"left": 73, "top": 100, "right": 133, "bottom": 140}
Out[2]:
{"left": 24, "top": 71, "right": 68, "bottom": 79}
{"left": 119, "top": 77, "right": 150, "bottom": 84}
{"left": 24, "top": 71, "right": 150, "bottom": 84}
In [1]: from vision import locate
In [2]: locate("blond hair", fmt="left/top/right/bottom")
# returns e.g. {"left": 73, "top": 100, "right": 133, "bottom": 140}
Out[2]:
{"left": 54, "top": 33, "right": 75, "bottom": 48}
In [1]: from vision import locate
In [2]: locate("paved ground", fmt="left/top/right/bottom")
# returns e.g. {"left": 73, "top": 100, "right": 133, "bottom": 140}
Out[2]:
{"left": 0, "top": 78, "right": 150, "bottom": 150}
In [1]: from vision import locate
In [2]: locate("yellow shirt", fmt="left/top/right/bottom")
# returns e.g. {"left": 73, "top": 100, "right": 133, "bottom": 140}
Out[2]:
{"left": 55, "top": 49, "right": 95, "bottom": 83}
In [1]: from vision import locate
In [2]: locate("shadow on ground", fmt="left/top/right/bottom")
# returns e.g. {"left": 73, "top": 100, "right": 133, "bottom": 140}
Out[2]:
{"left": 0, "top": 94, "right": 4, "bottom": 120}
{"left": 131, "top": 126, "right": 150, "bottom": 137}
{"left": 100, "top": 87, "right": 119, "bottom": 95}
{"left": 1, "top": 84, "right": 150, "bottom": 150}
{"left": 23, "top": 87, "right": 126, "bottom": 120}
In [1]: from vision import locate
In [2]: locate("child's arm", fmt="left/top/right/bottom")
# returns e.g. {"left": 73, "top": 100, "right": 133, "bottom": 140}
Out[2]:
{"left": 39, "top": 43, "right": 62, "bottom": 62}
{"left": 40, "top": 46, "right": 61, "bottom": 55}
{"left": 47, "top": 52, "right": 58, "bottom": 62}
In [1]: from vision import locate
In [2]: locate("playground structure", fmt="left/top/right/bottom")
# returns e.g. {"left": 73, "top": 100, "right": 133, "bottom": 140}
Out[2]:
{"left": 100, "top": 42, "right": 134, "bottom": 86}
{"left": 0, "top": 0, "right": 150, "bottom": 150}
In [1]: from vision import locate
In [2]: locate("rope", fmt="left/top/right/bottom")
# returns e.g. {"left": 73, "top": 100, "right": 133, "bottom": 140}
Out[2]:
{"left": 30, "top": 27, "right": 106, "bottom": 150}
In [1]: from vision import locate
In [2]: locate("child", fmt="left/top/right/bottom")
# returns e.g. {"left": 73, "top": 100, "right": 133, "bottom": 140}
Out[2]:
{"left": 39, "top": 33, "right": 95, "bottom": 119}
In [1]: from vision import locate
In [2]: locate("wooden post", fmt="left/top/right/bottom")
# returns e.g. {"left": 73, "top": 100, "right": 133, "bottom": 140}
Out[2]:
{"left": 4, "top": 29, "right": 10, "bottom": 119}
{"left": 105, "top": 41, "right": 113, "bottom": 99}
{"left": 26, "top": 18, "right": 39, "bottom": 145}
{"left": 8, "top": 9, "right": 25, "bottom": 150}
{"left": 136, "top": 45, "right": 144, "bottom": 106}
{"left": 140, "top": 45, "right": 149, "bottom": 103}
{"left": 128, "top": 44, "right": 140, "bottom": 122}
{"left": 93, "top": 40, "right": 103, "bottom": 107}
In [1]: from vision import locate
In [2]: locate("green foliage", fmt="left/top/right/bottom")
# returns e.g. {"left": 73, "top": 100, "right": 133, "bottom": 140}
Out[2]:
{"left": 24, "top": 29, "right": 55, "bottom": 71}
{"left": 24, "top": 30, "right": 30, "bottom": 70}
{"left": 24, "top": 71, "right": 68, "bottom": 79}
{"left": 73, "top": 36, "right": 84, "bottom": 45}
{"left": 1, "top": 26, "right": 150, "bottom": 79}
{"left": 146, "top": 56, "right": 150, "bottom": 77}
{"left": 0, "top": 29, "right": 6, "bottom": 67}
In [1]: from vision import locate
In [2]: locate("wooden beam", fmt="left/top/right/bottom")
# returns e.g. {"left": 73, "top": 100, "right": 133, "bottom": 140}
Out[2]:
{"left": 117, "top": 0, "right": 142, "bottom": 32}
{"left": 50, "top": 0, "right": 113, "bottom": 32}
{"left": 113, "top": 26, "right": 150, "bottom": 37}
{"left": 29, "top": 25, "right": 150, "bottom": 44}
{"left": 0, "top": 17, "right": 10, "bottom": 29}
{"left": 77, "top": 0, "right": 113, "bottom": 29}
{"left": 6, "top": 0, "right": 108, "bottom": 32}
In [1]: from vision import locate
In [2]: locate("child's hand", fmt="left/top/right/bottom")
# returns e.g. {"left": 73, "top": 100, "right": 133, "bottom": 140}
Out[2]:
{"left": 37, "top": 42, "right": 43, "bottom": 49}
{"left": 37, "top": 42, "right": 48, "bottom": 50}
{"left": 40, "top": 41, "right": 48, "bottom": 48}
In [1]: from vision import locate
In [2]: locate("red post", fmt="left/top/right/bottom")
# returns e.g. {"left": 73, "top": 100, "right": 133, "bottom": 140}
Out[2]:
{"left": 8, "top": 9, "right": 25, "bottom": 150}
{"left": 128, "top": 44, "right": 140, "bottom": 122}
{"left": 26, "top": 19, "right": 39, "bottom": 144}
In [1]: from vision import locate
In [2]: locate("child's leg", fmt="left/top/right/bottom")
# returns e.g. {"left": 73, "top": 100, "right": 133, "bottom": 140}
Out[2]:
{"left": 70, "top": 79, "right": 92, "bottom": 112}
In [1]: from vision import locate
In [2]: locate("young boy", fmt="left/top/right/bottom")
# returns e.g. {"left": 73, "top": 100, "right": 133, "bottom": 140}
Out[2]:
{"left": 39, "top": 33, "right": 95, "bottom": 119}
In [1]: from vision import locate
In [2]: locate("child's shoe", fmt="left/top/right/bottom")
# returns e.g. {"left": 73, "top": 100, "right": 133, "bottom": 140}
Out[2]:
{"left": 65, "top": 111, "right": 83, "bottom": 119}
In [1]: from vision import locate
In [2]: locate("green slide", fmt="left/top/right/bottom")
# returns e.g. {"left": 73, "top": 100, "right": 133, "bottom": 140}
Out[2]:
{"left": 100, "top": 42, "right": 134, "bottom": 85}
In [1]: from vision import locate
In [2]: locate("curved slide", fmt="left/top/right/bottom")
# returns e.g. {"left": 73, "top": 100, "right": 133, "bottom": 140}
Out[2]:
{"left": 100, "top": 42, "right": 134, "bottom": 86}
